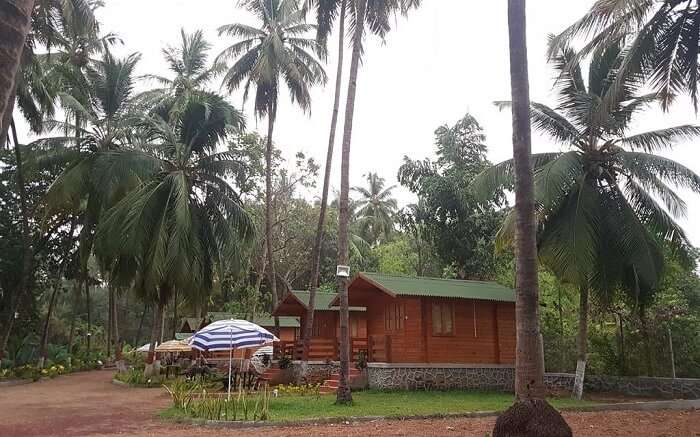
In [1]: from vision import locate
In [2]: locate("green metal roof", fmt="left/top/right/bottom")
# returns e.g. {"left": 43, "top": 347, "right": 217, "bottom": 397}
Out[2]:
{"left": 291, "top": 290, "right": 366, "bottom": 311}
{"left": 359, "top": 272, "right": 515, "bottom": 303}
{"left": 206, "top": 312, "right": 300, "bottom": 328}
{"left": 174, "top": 332, "right": 191, "bottom": 340}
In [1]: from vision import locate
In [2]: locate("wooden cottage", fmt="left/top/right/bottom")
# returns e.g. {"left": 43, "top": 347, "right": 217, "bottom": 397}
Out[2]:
{"left": 272, "top": 290, "right": 368, "bottom": 360}
{"left": 273, "top": 273, "right": 516, "bottom": 365}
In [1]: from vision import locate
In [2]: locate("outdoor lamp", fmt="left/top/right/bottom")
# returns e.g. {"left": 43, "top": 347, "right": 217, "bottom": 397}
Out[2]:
{"left": 336, "top": 265, "right": 350, "bottom": 278}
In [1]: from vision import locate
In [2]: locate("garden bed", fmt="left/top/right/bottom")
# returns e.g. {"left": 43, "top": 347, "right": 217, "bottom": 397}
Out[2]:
{"left": 161, "top": 389, "right": 595, "bottom": 423}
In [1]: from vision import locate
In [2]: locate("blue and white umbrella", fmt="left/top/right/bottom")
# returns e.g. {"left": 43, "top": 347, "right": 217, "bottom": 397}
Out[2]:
{"left": 188, "top": 319, "right": 279, "bottom": 398}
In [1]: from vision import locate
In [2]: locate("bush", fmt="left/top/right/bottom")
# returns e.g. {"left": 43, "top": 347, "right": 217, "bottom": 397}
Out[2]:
{"left": 182, "top": 387, "right": 271, "bottom": 421}
{"left": 114, "top": 367, "right": 163, "bottom": 387}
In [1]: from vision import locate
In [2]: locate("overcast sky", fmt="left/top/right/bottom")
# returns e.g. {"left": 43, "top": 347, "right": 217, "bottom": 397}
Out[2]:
{"left": 17, "top": 0, "right": 700, "bottom": 245}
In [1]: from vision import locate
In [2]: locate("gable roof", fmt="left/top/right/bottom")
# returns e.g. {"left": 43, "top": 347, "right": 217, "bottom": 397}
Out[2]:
{"left": 290, "top": 290, "right": 366, "bottom": 311}
{"left": 206, "top": 312, "right": 300, "bottom": 328}
{"left": 179, "top": 317, "right": 204, "bottom": 332}
{"left": 355, "top": 272, "right": 515, "bottom": 303}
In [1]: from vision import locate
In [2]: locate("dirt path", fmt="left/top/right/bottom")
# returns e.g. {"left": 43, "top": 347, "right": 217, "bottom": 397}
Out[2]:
{"left": 0, "top": 370, "right": 697, "bottom": 436}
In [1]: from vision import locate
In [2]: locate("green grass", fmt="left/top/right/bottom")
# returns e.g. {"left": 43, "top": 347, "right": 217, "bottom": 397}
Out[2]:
{"left": 161, "top": 390, "right": 594, "bottom": 423}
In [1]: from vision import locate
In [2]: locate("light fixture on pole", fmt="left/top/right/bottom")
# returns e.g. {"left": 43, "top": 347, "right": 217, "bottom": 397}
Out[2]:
{"left": 336, "top": 265, "right": 350, "bottom": 278}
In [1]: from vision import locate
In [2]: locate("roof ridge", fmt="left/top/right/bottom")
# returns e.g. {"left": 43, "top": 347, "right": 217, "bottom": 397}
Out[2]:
{"left": 362, "top": 272, "right": 505, "bottom": 286}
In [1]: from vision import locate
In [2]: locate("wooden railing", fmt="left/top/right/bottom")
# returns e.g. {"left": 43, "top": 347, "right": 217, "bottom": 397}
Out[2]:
{"left": 276, "top": 337, "right": 369, "bottom": 361}
{"left": 368, "top": 334, "right": 391, "bottom": 362}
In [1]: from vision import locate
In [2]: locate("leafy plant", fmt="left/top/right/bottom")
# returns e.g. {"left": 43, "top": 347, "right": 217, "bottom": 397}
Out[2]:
{"left": 278, "top": 354, "right": 292, "bottom": 369}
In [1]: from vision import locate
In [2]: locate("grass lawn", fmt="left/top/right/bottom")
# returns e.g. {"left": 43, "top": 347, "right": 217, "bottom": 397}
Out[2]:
{"left": 162, "top": 390, "right": 595, "bottom": 422}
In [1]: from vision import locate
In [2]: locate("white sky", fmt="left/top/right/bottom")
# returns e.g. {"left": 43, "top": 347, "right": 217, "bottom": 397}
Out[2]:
{"left": 16, "top": 0, "right": 700, "bottom": 246}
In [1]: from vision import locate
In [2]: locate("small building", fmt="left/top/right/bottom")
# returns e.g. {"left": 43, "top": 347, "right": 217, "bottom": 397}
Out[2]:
{"left": 206, "top": 312, "right": 301, "bottom": 343}
{"left": 273, "top": 273, "right": 516, "bottom": 365}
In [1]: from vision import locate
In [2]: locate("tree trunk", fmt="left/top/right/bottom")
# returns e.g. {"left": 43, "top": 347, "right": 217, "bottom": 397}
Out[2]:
{"left": 335, "top": 0, "right": 367, "bottom": 406}
{"left": 0, "top": 0, "right": 33, "bottom": 137}
{"left": 146, "top": 300, "right": 164, "bottom": 367}
{"left": 106, "top": 285, "right": 113, "bottom": 359}
{"left": 85, "top": 280, "right": 91, "bottom": 352}
{"left": 572, "top": 284, "right": 589, "bottom": 400}
{"left": 171, "top": 289, "right": 178, "bottom": 339}
{"left": 494, "top": 1, "right": 571, "bottom": 435}
{"left": 0, "top": 118, "right": 33, "bottom": 362}
{"left": 1, "top": 86, "right": 16, "bottom": 148}
{"left": 265, "top": 103, "right": 279, "bottom": 310}
{"left": 112, "top": 289, "right": 120, "bottom": 360}
{"left": 38, "top": 220, "right": 76, "bottom": 367}
{"left": 134, "top": 301, "right": 148, "bottom": 347}
{"left": 638, "top": 305, "right": 653, "bottom": 376}
{"left": 304, "top": 0, "right": 346, "bottom": 350}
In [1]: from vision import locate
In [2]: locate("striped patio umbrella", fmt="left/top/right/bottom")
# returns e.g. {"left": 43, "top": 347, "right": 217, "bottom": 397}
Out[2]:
{"left": 188, "top": 319, "right": 279, "bottom": 399}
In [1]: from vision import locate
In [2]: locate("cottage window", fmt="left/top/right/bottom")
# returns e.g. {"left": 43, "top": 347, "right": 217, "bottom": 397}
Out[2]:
{"left": 384, "top": 302, "right": 404, "bottom": 332}
{"left": 432, "top": 301, "right": 454, "bottom": 335}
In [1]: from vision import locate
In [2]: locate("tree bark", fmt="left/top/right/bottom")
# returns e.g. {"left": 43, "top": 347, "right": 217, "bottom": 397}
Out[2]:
{"left": 146, "top": 299, "right": 164, "bottom": 366}
{"left": 134, "top": 301, "right": 148, "bottom": 347}
{"left": 171, "top": 289, "right": 178, "bottom": 339}
{"left": 265, "top": 103, "right": 279, "bottom": 311}
{"left": 494, "top": 1, "right": 571, "bottom": 435}
{"left": 0, "top": 118, "right": 32, "bottom": 362}
{"left": 573, "top": 284, "right": 589, "bottom": 400}
{"left": 85, "top": 280, "right": 91, "bottom": 352}
{"left": 112, "top": 289, "right": 120, "bottom": 360}
{"left": 106, "top": 285, "right": 113, "bottom": 358}
{"left": 0, "top": 0, "right": 33, "bottom": 137}
{"left": 335, "top": 0, "right": 366, "bottom": 406}
{"left": 38, "top": 220, "right": 76, "bottom": 367}
{"left": 304, "top": 0, "right": 346, "bottom": 350}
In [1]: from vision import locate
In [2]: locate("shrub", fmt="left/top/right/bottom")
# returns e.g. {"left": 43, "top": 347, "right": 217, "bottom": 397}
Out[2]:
{"left": 183, "top": 387, "right": 271, "bottom": 421}
{"left": 274, "top": 383, "right": 321, "bottom": 397}
{"left": 278, "top": 354, "right": 292, "bottom": 369}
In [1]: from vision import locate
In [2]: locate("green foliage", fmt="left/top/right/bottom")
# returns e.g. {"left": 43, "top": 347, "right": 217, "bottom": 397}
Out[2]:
{"left": 398, "top": 112, "right": 506, "bottom": 280}
{"left": 114, "top": 367, "right": 162, "bottom": 387}
{"left": 174, "top": 386, "right": 271, "bottom": 422}
{"left": 274, "top": 383, "right": 321, "bottom": 397}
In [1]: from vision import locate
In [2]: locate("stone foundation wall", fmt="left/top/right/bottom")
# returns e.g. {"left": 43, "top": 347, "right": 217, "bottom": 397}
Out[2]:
{"left": 366, "top": 365, "right": 700, "bottom": 399}
{"left": 291, "top": 361, "right": 338, "bottom": 385}
{"left": 367, "top": 364, "right": 515, "bottom": 391}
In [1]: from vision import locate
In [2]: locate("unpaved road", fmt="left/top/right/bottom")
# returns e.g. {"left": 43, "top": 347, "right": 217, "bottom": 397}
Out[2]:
{"left": 0, "top": 370, "right": 697, "bottom": 436}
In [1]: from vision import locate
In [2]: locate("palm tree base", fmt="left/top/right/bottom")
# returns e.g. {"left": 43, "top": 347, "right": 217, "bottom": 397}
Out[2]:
{"left": 493, "top": 399, "right": 571, "bottom": 437}
{"left": 335, "top": 386, "right": 353, "bottom": 405}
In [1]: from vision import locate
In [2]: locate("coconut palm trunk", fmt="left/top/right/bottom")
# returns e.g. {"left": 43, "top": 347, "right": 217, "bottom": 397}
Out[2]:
{"left": 573, "top": 284, "right": 589, "bottom": 399}
{"left": 265, "top": 102, "right": 279, "bottom": 311}
{"left": 335, "top": 0, "right": 367, "bottom": 406}
{"left": 0, "top": 0, "right": 33, "bottom": 136}
{"left": 304, "top": 0, "right": 347, "bottom": 349}
{"left": 494, "top": 1, "right": 571, "bottom": 435}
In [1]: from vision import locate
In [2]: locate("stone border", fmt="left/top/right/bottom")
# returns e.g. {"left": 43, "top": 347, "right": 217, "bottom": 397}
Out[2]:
{"left": 169, "top": 398, "right": 700, "bottom": 430}
{"left": 367, "top": 362, "right": 514, "bottom": 369}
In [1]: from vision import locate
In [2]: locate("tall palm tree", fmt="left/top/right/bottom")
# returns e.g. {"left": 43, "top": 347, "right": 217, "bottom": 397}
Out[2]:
{"left": 0, "top": 0, "right": 34, "bottom": 139}
{"left": 549, "top": 0, "right": 700, "bottom": 111}
{"left": 136, "top": 28, "right": 223, "bottom": 121}
{"left": 303, "top": 0, "right": 347, "bottom": 358}
{"left": 475, "top": 43, "right": 700, "bottom": 400}
{"left": 334, "top": 0, "right": 420, "bottom": 404}
{"left": 492, "top": 2, "right": 571, "bottom": 435}
{"left": 352, "top": 172, "right": 397, "bottom": 244}
{"left": 95, "top": 93, "right": 251, "bottom": 366}
{"left": 216, "top": 0, "right": 326, "bottom": 313}
{"left": 38, "top": 50, "right": 140, "bottom": 351}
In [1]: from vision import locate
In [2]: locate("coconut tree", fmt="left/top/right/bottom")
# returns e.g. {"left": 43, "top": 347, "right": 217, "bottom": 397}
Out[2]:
{"left": 216, "top": 0, "right": 326, "bottom": 313}
{"left": 136, "top": 28, "right": 223, "bottom": 121}
{"left": 549, "top": 0, "right": 700, "bottom": 111}
{"left": 0, "top": 0, "right": 34, "bottom": 138}
{"left": 302, "top": 0, "right": 347, "bottom": 358}
{"left": 94, "top": 92, "right": 251, "bottom": 367}
{"left": 37, "top": 50, "right": 140, "bottom": 352}
{"left": 333, "top": 0, "right": 421, "bottom": 404}
{"left": 474, "top": 42, "right": 700, "bottom": 401}
{"left": 352, "top": 172, "right": 397, "bottom": 244}
{"left": 491, "top": 2, "right": 572, "bottom": 435}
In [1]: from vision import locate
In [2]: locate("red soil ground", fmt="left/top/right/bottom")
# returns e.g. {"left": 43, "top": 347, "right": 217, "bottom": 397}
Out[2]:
{"left": 0, "top": 370, "right": 697, "bottom": 436}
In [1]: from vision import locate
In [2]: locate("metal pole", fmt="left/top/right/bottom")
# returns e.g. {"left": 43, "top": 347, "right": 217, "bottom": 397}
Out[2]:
{"left": 668, "top": 326, "right": 676, "bottom": 379}
{"left": 228, "top": 326, "right": 233, "bottom": 400}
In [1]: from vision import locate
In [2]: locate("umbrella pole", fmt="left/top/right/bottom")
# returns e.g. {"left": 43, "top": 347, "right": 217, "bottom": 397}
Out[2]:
{"left": 227, "top": 327, "right": 233, "bottom": 401}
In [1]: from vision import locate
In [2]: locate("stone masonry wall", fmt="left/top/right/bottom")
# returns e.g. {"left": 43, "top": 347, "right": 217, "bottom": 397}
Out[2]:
{"left": 366, "top": 366, "right": 700, "bottom": 399}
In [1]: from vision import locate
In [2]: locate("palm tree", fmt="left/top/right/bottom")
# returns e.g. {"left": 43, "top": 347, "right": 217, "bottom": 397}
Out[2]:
{"left": 136, "top": 28, "right": 223, "bottom": 121}
{"left": 0, "top": 0, "right": 34, "bottom": 139}
{"left": 549, "top": 0, "right": 700, "bottom": 111}
{"left": 352, "top": 172, "right": 397, "bottom": 244}
{"left": 303, "top": 0, "right": 347, "bottom": 360}
{"left": 38, "top": 50, "right": 140, "bottom": 352}
{"left": 492, "top": 2, "right": 571, "bottom": 435}
{"left": 475, "top": 43, "right": 700, "bottom": 401}
{"left": 334, "top": 0, "right": 421, "bottom": 404}
{"left": 94, "top": 92, "right": 251, "bottom": 367}
{"left": 216, "top": 0, "right": 326, "bottom": 313}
